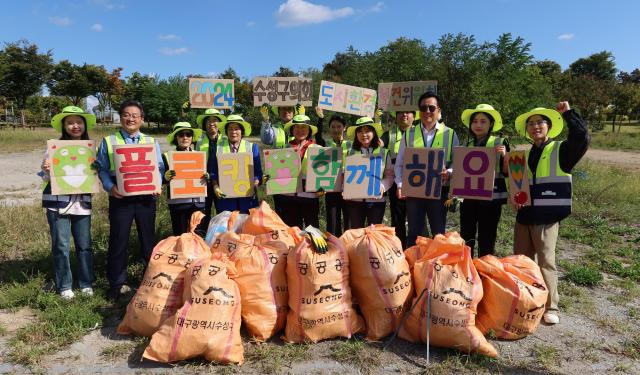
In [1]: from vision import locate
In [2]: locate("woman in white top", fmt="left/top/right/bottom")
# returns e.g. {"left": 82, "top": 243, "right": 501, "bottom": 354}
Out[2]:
{"left": 40, "top": 106, "right": 97, "bottom": 299}
{"left": 343, "top": 117, "right": 394, "bottom": 229}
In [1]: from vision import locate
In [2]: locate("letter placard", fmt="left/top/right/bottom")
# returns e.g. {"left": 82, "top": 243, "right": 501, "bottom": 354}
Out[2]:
{"left": 217, "top": 152, "right": 254, "bottom": 198}
{"left": 305, "top": 147, "right": 343, "bottom": 192}
{"left": 507, "top": 151, "right": 531, "bottom": 206}
{"left": 263, "top": 148, "right": 301, "bottom": 195}
{"left": 252, "top": 76, "right": 313, "bottom": 107}
{"left": 47, "top": 140, "right": 101, "bottom": 195}
{"left": 377, "top": 81, "right": 438, "bottom": 111}
{"left": 317, "top": 80, "right": 377, "bottom": 117}
{"left": 450, "top": 147, "right": 496, "bottom": 200}
{"left": 189, "top": 78, "right": 234, "bottom": 109}
{"left": 167, "top": 151, "right": 207, "bottom": 199}
{"left": 342, "top": 154, "right": 383, "bottom": 200}
{"left": 113, "top": 144, "right": 161, "bottom": 196}
{"left": 401, "top": 148, "right": 444, "bottom": 199}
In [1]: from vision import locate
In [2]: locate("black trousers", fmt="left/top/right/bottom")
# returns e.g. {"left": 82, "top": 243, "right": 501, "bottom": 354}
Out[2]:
{"left": 169, "top": 204, "right": 203, "bottom": 236}
{"left": 459, "top": 199, "right": 503, "bottom": 257}
{"left": 273, "top": 194, "right": 285, "bottom": 220}
{"left": 325, "top": 192, "right": 349, "bottom": 236}
{"left": 197, "top": 184, "right": 218, "bottom": 237}
{"left": 387, "top": 183, "right": 407, "bottom": 248}
{"left": 107, "top": 195, "right": 156, "bottom": 294}
{"left": 406, "top": 186, "right": 449, "bottom": 247}
{"left": 279, "top": 196, "right": 320, "bottom": 229}
{"left": 346, "top": 201, "right": 386, "bottom": 229}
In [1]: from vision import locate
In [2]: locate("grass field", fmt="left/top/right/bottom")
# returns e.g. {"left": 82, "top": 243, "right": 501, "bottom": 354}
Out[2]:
{"left": 0, "top": 157, "right": 639, "bottom": 372}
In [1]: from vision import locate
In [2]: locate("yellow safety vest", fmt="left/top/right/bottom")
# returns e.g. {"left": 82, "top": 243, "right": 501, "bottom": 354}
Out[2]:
{"left": 404, "top": 123, "right": 454, "bottom": 162}
{"left": 525, "top": 141, "right": 572, "bottom": 218}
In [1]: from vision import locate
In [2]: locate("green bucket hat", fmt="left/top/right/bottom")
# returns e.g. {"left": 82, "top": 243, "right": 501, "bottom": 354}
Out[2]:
{"left": 166, "top": 122, "right": 203, "bottom": 145}
{"left": 390, "top": 110, "right": 420, "bottom": 121}
{"left": 218, "top": 114, "right": 252, "bottom": 137}
{"left": 346, "top": 117, "right": 383, "bottom": 141}
{"left": 283, "top": 114, "right": 318, "bottom": 136}
{"left": 461, "top": 104, "right": 504, "bottom": 132}
{"left": 515, "top": 107, "right": 564, "bottom": 140}
{"left": 50, "top": 106, "right": 97, "bottom": 133}
{"left": 196, "top": 108, "right": 227, "bottom": 128}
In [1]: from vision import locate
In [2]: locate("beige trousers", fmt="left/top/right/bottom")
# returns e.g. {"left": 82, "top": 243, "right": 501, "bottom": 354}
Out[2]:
{"left": 513, "top": 222, "right": 560, "bottom": 312}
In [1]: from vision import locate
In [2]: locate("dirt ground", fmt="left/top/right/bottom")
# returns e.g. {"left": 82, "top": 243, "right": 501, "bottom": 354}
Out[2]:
{"left": 1, "top": 146, "right": 639, "bottom": 374}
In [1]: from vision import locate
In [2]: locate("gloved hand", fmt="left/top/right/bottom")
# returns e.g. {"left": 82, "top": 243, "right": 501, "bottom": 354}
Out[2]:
{"left": 374, "top": 108, "right": 383, "bottom": 123}
{"left": 260, "top": 103, "right": 271, "bottom": 122}
{"left": 316, "top": 187, "right": 326, "bottom": 197}
{"left": 214, "top": 186, "right": 226, "bottom": 199}
{"left": 90, "top": 160, "right": 100, "bottom": 172}
{"left": 303, "top": 226, "right": 328, "bottom": 254}
{"left": 201, "top": 172, "right": 210, "bottom": 181}
{"left": 262, "top": 174, "right": 270, "bottom": 184}
{"left": 164, "top": 170, "right": 176, "bottom": 181}
{"left": 295, "top": 103, "right": 305, "bottom": 116}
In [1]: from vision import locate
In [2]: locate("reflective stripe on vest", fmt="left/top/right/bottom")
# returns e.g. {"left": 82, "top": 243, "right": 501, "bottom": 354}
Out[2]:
{"left": 327, "top": 139, "right": 352, "bottom": 153}
{"left": 216, "top": 139, "right": 251, "bottom": 155}
{"left": 405, "top": 123, "right": 453, "bottom": 162}
{"left": 486, "top": 136, "right": 508, "bottom": 202}
{"left": 526, "top": 141, "right": 572, "bottom": 211}
{"left": 195, "top": 133, "right": 209, "bottom": 154}
{"left": 388, "top": 126, "right": 403, "bottom": 159}
{"left": 105, "top": 132, "right": 154, "bottom": 174}
{"left": 274, "top": 123, "right": 287, "bottom": 149}
{"left": 42, "top": 182, "right": 91, "bottom": 208}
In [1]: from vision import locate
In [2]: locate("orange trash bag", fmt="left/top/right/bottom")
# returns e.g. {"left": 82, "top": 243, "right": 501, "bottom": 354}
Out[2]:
{"left": 117, "top": 212, "right": 209, "bottom": 337}
{"left": 399, "top": 233, "right": 497, "bottom": 357}
{"left": 473, "top": 255, "right": 548, "bottom": 340}
{"left": 212, "top": 231, "right": 289, "bottom": 341}
{"left": 340, "top": 225, "right": 412, "bottom": 340}
{"left": 284, "top": 232, "right": 364, "bottom": 343}
{"left": 143, "top": 252, "right": 243, "bottom": 364}
{"left": 241, "top": 201, "right": 289, "bottom": 235}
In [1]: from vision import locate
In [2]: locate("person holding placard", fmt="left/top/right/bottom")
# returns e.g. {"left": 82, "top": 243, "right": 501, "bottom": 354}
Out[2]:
{"left": 96, "top": 100, "right": 165, "bottom": 302}
{"left": 260, "top": 103, "right": 304, "bottom": 217}
{"left": 272, "top": 114, "right": 321, "bottom": 228}
{"left": 458, "top": 104, "right": 510, "bottom": 257}
{"left": 195, "top": 109, "right": 226, "bottom": 230}
{"left": 162, "top": 122, "right": 208, "bottom": 236}
{"left": 40, "top": 106, "right": 97, "bottom": 299}
{"left": 512, "top": 101, "right": 589, "bottom": 325}
{"left": 394, "top": 92, "right": 460, "bottom": 247}
{"left": 381, "top": 110, "right": 417, "bottom": 247}
{"left": 314, "top": 107, "right": 351, "bottom": 235}
{"left": 343, "top": 117, "right": 394, "bottom": 228}
{"left": 208, "top": 114, "right": 262, "bottom": 213}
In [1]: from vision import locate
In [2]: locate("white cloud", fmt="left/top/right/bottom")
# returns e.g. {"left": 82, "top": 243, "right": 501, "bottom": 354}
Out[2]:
{"left": 368, "top": 1, "right": 384, "bottom": 13}
{"left": 158, "top": 47, "right": 189, "bottom": 56}
{"left": 90, "top": 0, "right": 125, "bottom": 10}
{"left": 558, "top": 33, "right": 575, "bottom": 41}
{"left": 206, "top": 72, "right": 218, "bottom": 78}
{"left": 275, "top": 0, "right": 354, "bottom": 27}
{"left": 91, "top": 23, "right": 103, "bottom": 32}
{"left": 49, "top": 16, "right": 71, "bottom": 26}
{"left": 158, "top": 33, "right": 181, "bottom": 41}
{"left": 246, "top": 21, "right": 256, "bottom": 27}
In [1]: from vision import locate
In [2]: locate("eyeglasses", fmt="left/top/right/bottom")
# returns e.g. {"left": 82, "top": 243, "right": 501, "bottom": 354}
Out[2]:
{"left": 122, "top": 113, "right": 141, "bottom": 119}
{"left": 419, "top": 104, "right": 438, "bottom": 113}
{"left": 526, "top": 119, "right": 548, "bottom": 127}
{"left": 176, "top": 132, "right": 193, "bottom": 138}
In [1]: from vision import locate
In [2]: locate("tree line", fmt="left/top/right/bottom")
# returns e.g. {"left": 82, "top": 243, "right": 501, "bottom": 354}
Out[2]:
{"left": 1, "top": 33, "right": 639, "bottom": 136}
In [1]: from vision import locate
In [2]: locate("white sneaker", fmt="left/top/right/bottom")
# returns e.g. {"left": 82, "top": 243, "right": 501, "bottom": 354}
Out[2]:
{"left": 80, "top": 287, "right": 94, "bottom": 296}
{"left": 543, "top": 312, "right": 559, "bottom": 324}
{"left": 60, "top": 289, "right": 75, "bottom": 300}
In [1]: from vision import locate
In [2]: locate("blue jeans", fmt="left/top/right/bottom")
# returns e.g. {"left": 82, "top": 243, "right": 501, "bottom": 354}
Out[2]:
{"left": 46, "top": 210, "right": 94, "bottom": 291}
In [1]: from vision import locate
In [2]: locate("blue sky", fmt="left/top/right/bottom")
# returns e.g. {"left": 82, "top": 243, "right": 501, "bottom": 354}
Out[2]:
{"left": 2, "top": 0, "right": 638, "bottom": 80}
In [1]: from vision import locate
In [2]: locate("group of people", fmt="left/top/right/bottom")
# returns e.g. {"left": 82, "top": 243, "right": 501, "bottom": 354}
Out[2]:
{"left": 41, "top": 91, "right": 589, "bottom": 326}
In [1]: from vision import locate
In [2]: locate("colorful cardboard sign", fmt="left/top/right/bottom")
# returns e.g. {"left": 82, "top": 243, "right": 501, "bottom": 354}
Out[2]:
{"left": 217, "top": 152, "right": 254, "bottom": 198}
{"left": 401, "top": 148, "right": 445, "bottom": 199}
{"left": 252, "top": 77, "right": 313, "bottom": 107}
{"left": 263, "top": 148, "right": 301, "bottom": 195}
{"left": 167, "top": 151, "right": 207, "bottom": 199}
{"left": 342, "top": 153, "right": 384, "bottom": 200}
{"left": 113, "top": 144, "right": 161, "bottom": 196}
{"left": 317, "top": 80, "right": 377, "bottom": 117}
{"left": 47, "top": 140, "right": 101, "bottom": 195}
{"left": 189, "top": 78, "right": 234, "bottom": 109}
{"left": 305, "top": 147, "right": 343, "bottom": 192}
{"left": 377, "top": 81, "right": 438, "bottom": 111}
{"left": 507, "top": 151, "right": 531, "bottom": 206}
{"left": 450, "top": 147, "right": 496, "bottom": 201}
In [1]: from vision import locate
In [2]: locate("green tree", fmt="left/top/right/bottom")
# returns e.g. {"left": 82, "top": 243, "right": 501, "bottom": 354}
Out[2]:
{"left": 0, "top": 40, "right": 53, "bottom": 126}
{"left": 610, "top": 83, "right": 639, "bottom": 130}
{"left": 569, "top": 51, "right": 617, "bottom": 81}
{"left": 47, "top": 60, "right": 94, "bottom": 105}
